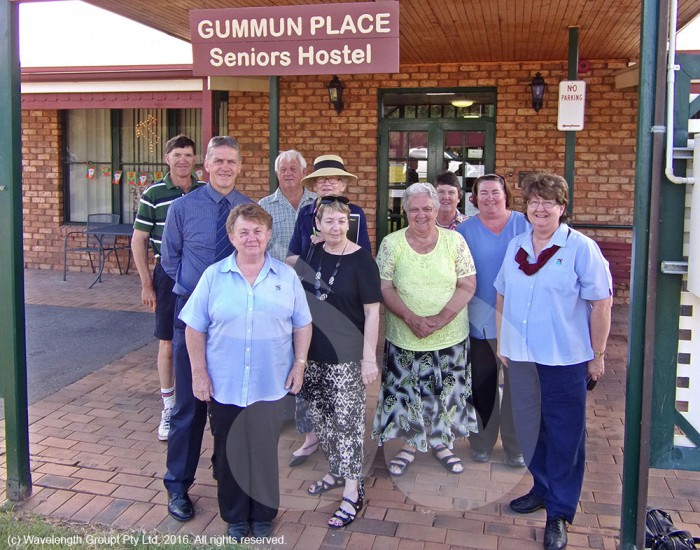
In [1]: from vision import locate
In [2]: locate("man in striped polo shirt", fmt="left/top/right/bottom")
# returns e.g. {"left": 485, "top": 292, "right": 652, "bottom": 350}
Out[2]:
{"left": 132, "top": 134, "right": 204, "bottom": 441}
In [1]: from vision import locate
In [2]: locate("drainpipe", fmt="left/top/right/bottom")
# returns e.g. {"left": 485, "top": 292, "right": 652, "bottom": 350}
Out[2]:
{"left": 665, "top": 0, "right": 694, "bottom": 184}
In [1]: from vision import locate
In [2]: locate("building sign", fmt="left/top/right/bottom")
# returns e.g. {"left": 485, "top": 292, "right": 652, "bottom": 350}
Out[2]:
{"left": 190, "top": 2, "right": 400, "bottom": 76}
{"left": 557, "top": 80, "right": 586, "bottom": 131}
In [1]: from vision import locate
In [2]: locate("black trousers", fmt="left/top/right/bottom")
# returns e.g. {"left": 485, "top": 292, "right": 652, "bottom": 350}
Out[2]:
{"left": 468, "top": 336, "right": 520, "bottom": 456}
{"left": 209, "top": 397, "right": 286, "bottom": 524}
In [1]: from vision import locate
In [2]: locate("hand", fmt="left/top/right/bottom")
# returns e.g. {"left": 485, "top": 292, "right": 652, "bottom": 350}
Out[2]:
{"left": 425, "top": 314, "right": 447, "bottom": 332}
{"left": 361, "top": 359, "right": 378, "bottom": 386}
{"left": 310, "top": 234, "right": 325, "bottom": 246}
{"left": 192, "top": 369, "right": 213, "bottom": 402}
{"left": 405, "top": 313, "right": 437, "bottom": 339}
{"left": 497, "top": 350, "right": 509, "bottom": 367}
{"left": 285, "top": 364, "right": 305, "bottom": 395}
{"left": 588, "top": 356, "right": 605, "bottom": 381}
{"left": 141, "top": 284, "right": 156, "bottom": 311}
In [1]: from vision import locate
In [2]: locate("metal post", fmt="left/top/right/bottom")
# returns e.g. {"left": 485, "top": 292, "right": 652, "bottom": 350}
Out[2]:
{"left": 620, "top": 0, "right": 665, "bottom": 546}
{"left": 0, "top": 0, "right": 32, "bottom": 501}
{"left": 269, "top": 76, "right": 280, "bottom": 192}
{"left": 564, "top": 27, "right": 579, "bottom": 217}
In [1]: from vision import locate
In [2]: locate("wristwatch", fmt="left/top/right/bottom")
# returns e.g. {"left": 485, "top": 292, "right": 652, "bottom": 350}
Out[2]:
{"left": 593, "top": 350, "right": 606, "bottom": 359}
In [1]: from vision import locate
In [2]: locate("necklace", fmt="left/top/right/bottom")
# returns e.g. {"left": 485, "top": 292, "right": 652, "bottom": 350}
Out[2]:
{"left": 314, "top": 241, "right": 348, "bottom": 301}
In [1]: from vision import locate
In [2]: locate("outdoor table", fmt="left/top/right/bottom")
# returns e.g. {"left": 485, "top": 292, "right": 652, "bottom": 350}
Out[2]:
{"left": 85, "top": 223, "right": 133, "bottom": 289}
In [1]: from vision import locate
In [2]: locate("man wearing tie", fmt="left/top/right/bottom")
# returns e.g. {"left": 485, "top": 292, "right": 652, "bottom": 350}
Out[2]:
{"left": 160, "top": 136, "right": 254, "bottom": 521}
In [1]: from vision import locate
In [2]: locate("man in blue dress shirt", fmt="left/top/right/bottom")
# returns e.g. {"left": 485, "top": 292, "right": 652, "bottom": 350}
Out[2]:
{"left": 160, "top": 136, "right": 254, "bottom": 522}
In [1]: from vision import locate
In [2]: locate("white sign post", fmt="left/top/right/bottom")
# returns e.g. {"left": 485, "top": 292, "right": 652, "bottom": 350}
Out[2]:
{"left": 557, "top": 80, "right": 586, "bottom": 131}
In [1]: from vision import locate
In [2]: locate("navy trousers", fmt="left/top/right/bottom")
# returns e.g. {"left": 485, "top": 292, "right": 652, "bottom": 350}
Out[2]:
{"left": 468, "top": 337, "right": 520, "bottom": 456}
{"left": 508, "top": 360, "right": 588, "bottom": 523}
{"left": 209, "top": 397, "right": 286, "bottom": 523}
{"left": 163, "top": 294, "right": 208, "bottom": 494}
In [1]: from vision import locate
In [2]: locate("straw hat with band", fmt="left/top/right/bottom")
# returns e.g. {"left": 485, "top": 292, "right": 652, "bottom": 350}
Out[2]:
{"left": 301, "top": 155, "right": 357, "bottom": 188}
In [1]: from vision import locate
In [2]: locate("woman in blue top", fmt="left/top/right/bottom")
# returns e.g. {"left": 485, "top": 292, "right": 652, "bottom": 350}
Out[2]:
{"left": 494, "top": 173, "right": 612, "bottom": 550}
{"left": 456, "top": 174, "right": 528, "bottom": 468}
{"left": 180, "top": 203, "right": 312, "bottom": 543}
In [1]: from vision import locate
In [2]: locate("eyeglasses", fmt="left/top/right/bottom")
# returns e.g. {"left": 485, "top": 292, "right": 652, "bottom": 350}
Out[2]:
{"left": 527, "top": 200, "right": 558, "bottom": 210}
{"left": 316, "top": 177, "right": 343, "bottom": 185}
{"left": 319, "top": 195, "right": 350, "bottom": 205}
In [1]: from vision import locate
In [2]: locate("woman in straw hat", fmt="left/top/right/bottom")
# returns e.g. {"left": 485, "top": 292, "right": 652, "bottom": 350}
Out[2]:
{"left": 285, "top": 155, "right": 371, "bottom": 468}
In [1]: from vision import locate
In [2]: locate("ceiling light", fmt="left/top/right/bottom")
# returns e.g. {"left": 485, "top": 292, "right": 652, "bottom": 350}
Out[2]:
{"left": 451, "top": 99, "right": 474, "bottom": 108}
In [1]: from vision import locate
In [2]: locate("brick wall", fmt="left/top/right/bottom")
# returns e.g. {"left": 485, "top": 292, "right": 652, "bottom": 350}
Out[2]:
{"left": 21, "top": 59, "right": 637, "bottom": 300}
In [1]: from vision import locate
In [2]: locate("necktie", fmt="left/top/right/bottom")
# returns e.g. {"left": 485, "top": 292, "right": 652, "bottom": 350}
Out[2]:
{"left": 515, "top": 245, "right": 561, "bottom": 275}
{"left": 214, "top": 199, "right": 233, "bottom": 262}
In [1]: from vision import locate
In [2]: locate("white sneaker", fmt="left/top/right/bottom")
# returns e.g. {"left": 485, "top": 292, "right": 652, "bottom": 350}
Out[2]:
{"left": 158, "top": 407, "right": 172, "bottom": 441}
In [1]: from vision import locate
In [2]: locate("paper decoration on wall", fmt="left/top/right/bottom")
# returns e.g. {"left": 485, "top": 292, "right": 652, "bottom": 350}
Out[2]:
{"left": 113, "top": 170, "right": 122, "bottom": 185}
{"left": 139, "top": 173, "right": 148, "bottom": 186}
{"left": 126, "top": 171, "right": 137, "bottom": 185}
{"left": 101, "top": 167, "right": 112, "bottom": 178}
{"left": 86, "top": 164, "right": 95, "bottom": 180}
{"left": 153, "top": 171, "right": 164, "bottom": 182}
{"left": 195, "top": 168, "right": 204, "bottom": 180}
{"left": 135, "top": 114, "right": 160, "bottom": 155}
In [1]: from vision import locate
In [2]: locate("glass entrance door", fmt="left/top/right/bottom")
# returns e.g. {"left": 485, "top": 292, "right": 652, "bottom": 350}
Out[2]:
{"left": 377, "top": 122, "right": 494, "bottom": 244}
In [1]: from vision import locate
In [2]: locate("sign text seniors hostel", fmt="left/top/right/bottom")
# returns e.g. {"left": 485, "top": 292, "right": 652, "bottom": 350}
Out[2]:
{"left": 189, "top": 2, "right": 400, "bottom": 76}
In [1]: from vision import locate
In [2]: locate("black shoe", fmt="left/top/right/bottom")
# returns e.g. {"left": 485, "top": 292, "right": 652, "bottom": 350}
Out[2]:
{"left": 509, "top": 492, "right": 545, "bottom": 514}
{"left": 227, "top": 521, "right": 250, "bottom": 543}
{"left": 544, "top": 517, "right": 567, "bottom": 549}
{"left": 471, "top": 450, "right": 491, "bottom": 462}
{"left": 505, "top": 453, "right": 526, "bottom": 468}
{"left": 251, "top": 520, "right": 273, "bottom": 537}
{"left": 167, "top": 492, "right": 194, "bottom": 521}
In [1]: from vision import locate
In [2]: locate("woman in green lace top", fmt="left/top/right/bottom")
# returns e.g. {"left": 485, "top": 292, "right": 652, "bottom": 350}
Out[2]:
{"left": 372, "top": 182, "right": 478, "bottom": 476}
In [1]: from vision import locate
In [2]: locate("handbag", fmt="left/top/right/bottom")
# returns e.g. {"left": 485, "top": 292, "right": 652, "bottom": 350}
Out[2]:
{"left": 645, "top": 508, "right": 700, "bottom": 549}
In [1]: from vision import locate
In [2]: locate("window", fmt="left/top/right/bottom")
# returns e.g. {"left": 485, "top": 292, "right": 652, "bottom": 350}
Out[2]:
{"left": 382, "top": 90, "right": 496, "bottom": 120}
{"left": 63, "top": 106, "right": 219, "bottom": 224}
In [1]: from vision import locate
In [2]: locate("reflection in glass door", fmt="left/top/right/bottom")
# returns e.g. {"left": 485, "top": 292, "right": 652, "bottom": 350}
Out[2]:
{"left": 387, "top": 130, "right": 428, "bottom": 232}
{"left": 443, "top": 130, "right": 487, "bottom": 216}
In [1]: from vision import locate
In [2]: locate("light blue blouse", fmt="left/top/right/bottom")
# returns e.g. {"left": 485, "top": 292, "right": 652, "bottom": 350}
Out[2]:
{"left": 456, "top": 211, "right": 528, "bottom": 340}
{"left": 179, "top": 252, "right": 312, "bottom": 406}
{"left": 494, "top": 223, "right": 612, "bottom": 366}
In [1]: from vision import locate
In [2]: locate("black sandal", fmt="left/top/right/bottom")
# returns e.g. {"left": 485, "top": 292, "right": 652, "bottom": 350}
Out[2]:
{"left": 328, "top": 486, "right": 364, "bottom": 528}
{"left": 431, "top": 444, "right": 463, "bottom": 474}
{"left": 389, "top": 448, "right": 416, "bottom": 476}
{"left": 307, "top": 473, "right": 345, "bottom": 495}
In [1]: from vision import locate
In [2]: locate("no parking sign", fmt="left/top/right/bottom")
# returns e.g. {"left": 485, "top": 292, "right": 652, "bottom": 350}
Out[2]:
{"left": 557, "top": 80, "right": 586, "bottom": 131}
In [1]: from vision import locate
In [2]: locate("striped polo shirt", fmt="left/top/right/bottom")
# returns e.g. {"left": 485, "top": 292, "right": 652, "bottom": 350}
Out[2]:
{"left": 133, "top": 174, "right": 204, "bottom": 258}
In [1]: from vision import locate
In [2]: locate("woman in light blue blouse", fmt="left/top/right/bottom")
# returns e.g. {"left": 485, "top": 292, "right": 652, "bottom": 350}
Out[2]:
{"left": 494, "top": 173, "right": 612, "bottom": 550}
{"left": 180, "top": 203, "right": 312, "bottom": 543}
{"left": 456, "top": 174, "right": 528, "bottom": 468}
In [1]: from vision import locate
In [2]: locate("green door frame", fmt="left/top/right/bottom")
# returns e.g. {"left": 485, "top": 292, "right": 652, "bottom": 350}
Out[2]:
{"left": 376, "top": 118, "right": 495, "bottom": 246}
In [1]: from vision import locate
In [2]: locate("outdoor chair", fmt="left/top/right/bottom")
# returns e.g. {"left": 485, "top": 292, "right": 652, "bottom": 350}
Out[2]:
{"left": 62, "top": 213, "right": 129, "bottom": 281}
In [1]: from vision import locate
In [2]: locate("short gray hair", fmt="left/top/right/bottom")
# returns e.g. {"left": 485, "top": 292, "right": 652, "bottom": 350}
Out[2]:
{"left": 205, "top": 136, "right": 240, "bottom": 160}
{"left": 402, "top": 182, "right": 439, "bottom": 212}
{"left": 275, "top": 150, "right": 306, "bottom": 172}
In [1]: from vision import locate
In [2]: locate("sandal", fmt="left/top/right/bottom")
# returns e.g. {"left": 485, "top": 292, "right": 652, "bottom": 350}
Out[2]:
{"left": 307, "top": 473, "right": 345, "bottom": 495}
{"left": 328, "top": 486, "right": 364, "bottom": 528}
{"left": 288, "top": 440, "right": 319, "bottom": 467}
{"left": 431, "top": 444, "right": 463, "bottom": 474}
{"left": 388, "top": 448, "right": 416, "bottom": 477}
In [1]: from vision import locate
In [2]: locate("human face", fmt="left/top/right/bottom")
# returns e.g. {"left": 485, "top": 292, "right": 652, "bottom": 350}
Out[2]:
{"left": 164, "top": 146, "right": 195, "bottom": 180}
{"left": 526, "top": 194, "right": 565, "bottom": 234}
{"left": 229, "top": 217, "right": 271, "bottom": 261}
{"left": 436, "top": 184, "right": 460, "bottom": 217}
{"left": 276, "top": 158, "right": 305, "bottom": 197}
{"left": 314, "top": 176, "right": 347, "bottom": 197}
{"left": 317, "top": 209, "right": 349, "bottom": 248}
{"left": 405, "top": 193, "right": 437, "bottom": 234}
{"left": 476, "top": 180, "right": 507, "bottom": 218}
{"left": 204, "top": 146, "right": 242, "bottom": 195}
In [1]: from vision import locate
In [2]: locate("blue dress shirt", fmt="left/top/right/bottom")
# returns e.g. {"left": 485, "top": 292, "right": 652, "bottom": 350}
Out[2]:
{"left": 179, "top": 252, "right": 312, "bottom": 407}
{"left": 456, "top": 211, "right": 528, "bottom": 340}
{"left": 161, "top": 185, "right": 254, "bottom": 296}
{"left": 494, "top": 223, "right": 612, "bottom": 366}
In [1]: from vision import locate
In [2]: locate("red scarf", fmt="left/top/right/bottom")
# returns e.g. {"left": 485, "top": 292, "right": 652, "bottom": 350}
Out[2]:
{"left": 515, "top": 244, "right": 561, "bottom": 275}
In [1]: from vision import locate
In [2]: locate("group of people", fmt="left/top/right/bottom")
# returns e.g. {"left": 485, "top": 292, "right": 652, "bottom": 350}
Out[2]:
{"left": 132, "top": 135, "right": 613, "bottom": 550}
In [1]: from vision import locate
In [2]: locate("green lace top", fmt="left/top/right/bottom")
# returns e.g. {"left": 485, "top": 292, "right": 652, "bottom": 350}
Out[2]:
{"left": 377, "top": 228, "right": 476, "bottom": 351}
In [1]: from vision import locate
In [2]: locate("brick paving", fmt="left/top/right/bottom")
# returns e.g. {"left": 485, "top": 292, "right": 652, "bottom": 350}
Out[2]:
{"left": 1, "top": 268, "right": 700, "bottom": 549}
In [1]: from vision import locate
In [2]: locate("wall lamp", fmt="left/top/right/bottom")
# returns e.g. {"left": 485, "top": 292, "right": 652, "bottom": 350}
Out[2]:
{"left": 530, "top": 72, "right": 546, "bottom": 112}
{"left": 327, "top": 75, "right": 344, "bottom": 114}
